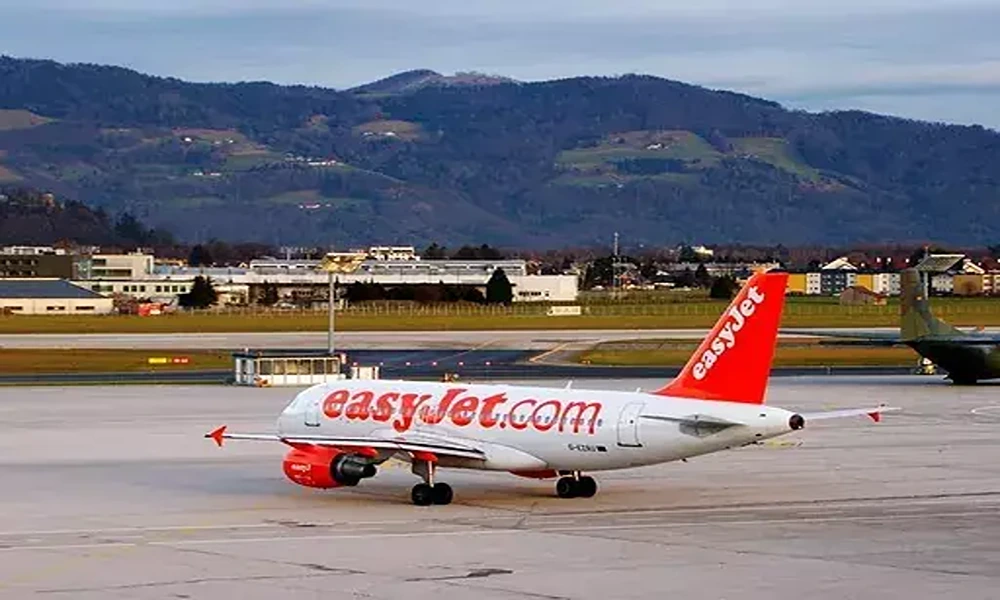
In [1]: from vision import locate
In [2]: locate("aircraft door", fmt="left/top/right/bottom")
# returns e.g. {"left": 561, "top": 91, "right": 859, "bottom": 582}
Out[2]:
{"left": 617, "top": 402, "right": 644, "bottom": 447}
{"left": 305, "top": 396, "right": 321, "bottom": 427}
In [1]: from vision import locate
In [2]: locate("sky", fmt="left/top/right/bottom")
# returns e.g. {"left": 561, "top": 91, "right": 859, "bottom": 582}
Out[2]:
{"left": 2, "top": 0, "right": 999, "bottom": 129}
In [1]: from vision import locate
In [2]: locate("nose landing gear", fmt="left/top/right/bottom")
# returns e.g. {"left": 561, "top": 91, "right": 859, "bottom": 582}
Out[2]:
{"left": 556, "top": 472, "right": 598, "bottom": 499}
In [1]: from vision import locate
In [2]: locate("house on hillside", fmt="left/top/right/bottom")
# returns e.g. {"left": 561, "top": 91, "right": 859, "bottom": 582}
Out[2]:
{"left": 820, "top": 256, "right": 858, "bottom": 295}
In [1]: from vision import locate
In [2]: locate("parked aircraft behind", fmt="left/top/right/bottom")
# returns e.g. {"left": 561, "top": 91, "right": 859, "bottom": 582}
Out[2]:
{"left": 792, "top": 268, "right": 1000, "bottom": 384}
{"left": 207, "top": 271, "right": 893, "bottom": 506}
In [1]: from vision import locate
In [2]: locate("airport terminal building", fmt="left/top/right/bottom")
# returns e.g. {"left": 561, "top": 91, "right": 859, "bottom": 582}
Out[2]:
{"left": 65, "top": 251, "right": 579, "bottom": 306}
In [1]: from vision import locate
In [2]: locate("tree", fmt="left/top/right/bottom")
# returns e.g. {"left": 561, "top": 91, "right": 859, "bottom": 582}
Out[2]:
{"left": 179, "top": 276, "right": 217, "bottom": 308}
{"left": 188, "top": 244, "right": 213, "bottom": 267}
{"left": 709, "top": 276, "right": 738, "bottom": 299}
{"left": 485, "top": 268, "right": 514, "bottom": 305}
{"left": 988, "top": 244, "right": 1000, "bottom": 260}
{"left": 114, "top": 212, "right": 146, "bottom": 245}
{"left": 422, "top": 243, "right": 447, "bottom": 259}
{"left": 678, "top": 245, "right": 699, "bottom": 263}
{"left": 674, "top": 267, "right": 696, "bottom": 288}
{"left": 694, "top": 263, "right": 712, "bottom": 288}
{"left": 583, "top": 256, "right": 616, "bottom": 289}
{"left": 258, "top": 281, "right": 279, "bottom": 306}
{"left": 452, "top": 244, "right": 504, "bottom": 260}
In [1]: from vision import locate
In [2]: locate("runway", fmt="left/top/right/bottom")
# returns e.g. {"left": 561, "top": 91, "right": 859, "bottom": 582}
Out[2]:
{"left": 3, "top": 376, "right": 1000, "bottom": 598}
{"left": 0, "top": 327, "right": 910, "bottom": 350}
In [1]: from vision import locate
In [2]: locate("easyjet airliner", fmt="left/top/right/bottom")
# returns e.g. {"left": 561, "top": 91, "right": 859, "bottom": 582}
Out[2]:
{"left": 207, "top": 271, "right": 895, "bottom": 506}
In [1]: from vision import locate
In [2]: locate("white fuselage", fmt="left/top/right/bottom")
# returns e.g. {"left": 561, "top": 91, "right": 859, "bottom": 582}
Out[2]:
{"left": 277, "top": 379, "right": 797, "bottom": 472}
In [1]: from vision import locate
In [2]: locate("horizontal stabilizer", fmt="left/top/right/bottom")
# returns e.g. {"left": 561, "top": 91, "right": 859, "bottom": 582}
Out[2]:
{"left": 641, "top": 413, "right": 744, "bottom": 437}
{"left": 800, "top": 405, "right": 900, "bottom": 423}
{"left": 641, "top": 414, "right": 744, "bottom": 428}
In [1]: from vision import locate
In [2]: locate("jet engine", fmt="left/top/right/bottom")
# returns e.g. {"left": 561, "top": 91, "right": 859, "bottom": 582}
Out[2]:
{"left": 282, "top": 447, "right": 377, "bottom": 489}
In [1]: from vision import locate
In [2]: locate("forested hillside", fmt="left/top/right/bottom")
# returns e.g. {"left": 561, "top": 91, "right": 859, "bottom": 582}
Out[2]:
{"left": 0, "top": 186, "right": 171, "bottom": 246}
{"left": 1, "top": 56, "right": 997, "bottom": 247}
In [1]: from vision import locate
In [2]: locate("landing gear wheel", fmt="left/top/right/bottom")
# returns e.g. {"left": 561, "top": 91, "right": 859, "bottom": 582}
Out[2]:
{"left": 432, "top": 483, "right": 454, "bottom": 505}
{"left": 556, "top": 477, "right": 578, "bottom": 499}
{"left": 576, "top": 476, "right": 598, "bottom": 498}
{"left": 411, "top": 483, "right": 434, "bottom": 506}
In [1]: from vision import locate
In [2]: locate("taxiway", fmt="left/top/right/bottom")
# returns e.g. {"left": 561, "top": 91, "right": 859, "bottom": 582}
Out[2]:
{"left": 0, "top": 327, "right": 920, "bottom": 350}
{"left": 2, "top": 376, "right": 1000, "bottom": 598}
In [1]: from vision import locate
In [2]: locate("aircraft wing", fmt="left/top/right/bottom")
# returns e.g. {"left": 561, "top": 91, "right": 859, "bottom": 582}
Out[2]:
{"left": 935, "top": 335, "right": 1000, "bottom": 345}
{"left": 205, "top": 426, "right": 486, "bottom": 461}
{"left": 782, "top": 329, "right": 903, "bottom": 346}
{"left": 785, "top": 329, "right": 1000, "bottom": 347}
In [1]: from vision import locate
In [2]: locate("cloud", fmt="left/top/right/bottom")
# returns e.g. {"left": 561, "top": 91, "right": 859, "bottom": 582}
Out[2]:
{"left": 1, "top": 1, "right": 999, "bottom": 128}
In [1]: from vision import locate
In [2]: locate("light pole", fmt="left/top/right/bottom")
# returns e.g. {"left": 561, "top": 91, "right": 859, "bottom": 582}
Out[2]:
{"left": 318, "top": 252, "right": 367, "bottom": 356}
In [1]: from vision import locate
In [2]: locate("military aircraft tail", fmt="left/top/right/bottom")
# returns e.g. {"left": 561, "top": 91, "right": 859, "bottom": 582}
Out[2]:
{"left": 900, "top": 268, "right": 963, "bottom": 341}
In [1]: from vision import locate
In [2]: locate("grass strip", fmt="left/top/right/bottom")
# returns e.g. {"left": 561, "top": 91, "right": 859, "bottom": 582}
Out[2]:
{"left": 0, "top": 349, "right": 231, "bottom": 373}
{"left": 577, "top": 339, "right": 918, "bottom": 367}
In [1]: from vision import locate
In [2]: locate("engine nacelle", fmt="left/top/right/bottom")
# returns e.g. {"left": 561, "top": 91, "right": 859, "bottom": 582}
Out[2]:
{"left": 281, "top": 447, "right": 378, "bottom": 489}
{"left": 331, "top": 453, "right": 377, "bottom": 485}
{"left": 282, "top": 446, "right": 343, "bottom": 489}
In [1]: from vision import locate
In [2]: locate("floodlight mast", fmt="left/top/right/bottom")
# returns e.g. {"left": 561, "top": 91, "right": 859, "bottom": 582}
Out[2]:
{"left": 319, "top": 253, "right": 366, "bottom": 357}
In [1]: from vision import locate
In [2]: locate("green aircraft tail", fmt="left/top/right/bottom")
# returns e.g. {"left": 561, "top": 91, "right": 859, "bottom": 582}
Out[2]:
{"left": 900, "top": 268, "right": 963, "bottom": 341}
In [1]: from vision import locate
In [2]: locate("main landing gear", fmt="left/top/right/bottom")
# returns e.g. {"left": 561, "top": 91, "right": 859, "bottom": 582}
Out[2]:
{"left": 555, "top": 472, "right": 598, "bottom": 499}
{"left": 411, "top": 457, "right": 453, "bottom": 506}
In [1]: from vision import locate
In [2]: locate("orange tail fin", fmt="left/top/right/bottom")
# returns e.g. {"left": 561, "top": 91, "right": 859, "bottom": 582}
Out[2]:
{"left": 652, "top": 270, "right": 789, "bottom": 404}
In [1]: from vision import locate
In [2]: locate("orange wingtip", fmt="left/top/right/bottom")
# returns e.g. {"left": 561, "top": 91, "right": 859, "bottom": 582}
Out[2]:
{"left": 206, "top": 425, "right": 227, "bottom": 447}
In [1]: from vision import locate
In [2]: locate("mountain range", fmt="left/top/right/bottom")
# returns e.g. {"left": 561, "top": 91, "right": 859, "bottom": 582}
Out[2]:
{"left": 0, "top": 56, "right": 998, "bottom": 248}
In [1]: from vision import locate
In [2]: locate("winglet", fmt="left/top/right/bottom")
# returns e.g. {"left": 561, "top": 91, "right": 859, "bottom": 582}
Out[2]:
{"left": 206, "top": 425, "right": 227, "bottom": 447}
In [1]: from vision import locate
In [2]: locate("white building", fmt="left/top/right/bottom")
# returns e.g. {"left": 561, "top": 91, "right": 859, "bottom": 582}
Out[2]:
{"left": 0, "top": 245, "right": 66, "bottom": 255}
{"left": 821, "top": 256, "right": 858, "bottom": 271}
{"left": 0, "top": 279, "right": 114, "bottom": 315}
{"left": 78, "top": 258, "right": 577, "bottom": 304}
{"left": 86, "top": 253, "right": 154, "bottom": 279}
{"left": 931, "top": 273, "right": 955, "bottom": 294}
{"left": 508, "top": 274, "right": 578, "bottom": 302}
{"left": 872, "top": 272, "right": 902, "bottom": 296}
{"left": 806, "top": 272, "right": 822, "bottom": 295}
{"left": 365, "top": 246, "right": 418, "bottom": 261}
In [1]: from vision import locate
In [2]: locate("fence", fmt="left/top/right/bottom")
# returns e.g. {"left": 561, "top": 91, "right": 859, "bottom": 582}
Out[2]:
{"left": 181, "top": 298, "right": 1000, "bottom": 319}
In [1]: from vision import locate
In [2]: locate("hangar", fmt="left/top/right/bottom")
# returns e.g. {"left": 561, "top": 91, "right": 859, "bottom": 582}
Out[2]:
{"left": 0, "top": 279, "right": 114, "bottom": 315}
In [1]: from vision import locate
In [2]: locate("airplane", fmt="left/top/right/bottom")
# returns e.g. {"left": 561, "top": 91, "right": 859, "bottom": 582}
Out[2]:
{"left": 206, "top": 270, "right": 894, "bottom": 506}
{"left": 789, "top": 268, "right": 1000, "bottom": 384}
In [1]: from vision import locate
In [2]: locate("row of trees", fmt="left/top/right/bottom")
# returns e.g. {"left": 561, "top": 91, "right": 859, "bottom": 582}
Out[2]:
{"left": 340, "top": 268, "right": 514, "bottom": 305}
{"left": 421, "top": 243, "right": 506, "bottom": 260}
{"left": 176, "top": 269, "right": 515, "bottom": 309}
